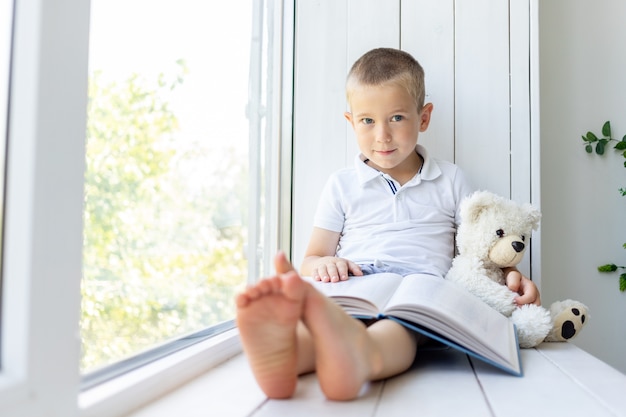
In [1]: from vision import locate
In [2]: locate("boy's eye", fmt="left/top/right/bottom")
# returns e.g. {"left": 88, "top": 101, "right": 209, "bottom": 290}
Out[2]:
{"left": 361, "top": 118, "right": 374, "bottom": 125}
{"left": 391, "top": 115, "right": 404, "bottom": 122}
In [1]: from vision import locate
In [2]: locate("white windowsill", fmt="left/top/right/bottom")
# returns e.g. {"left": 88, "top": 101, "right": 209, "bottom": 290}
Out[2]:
{"left": 0, "top": 375, "right": 29, "bottom": 411}
{"left": 79, "top": 328, "right": 242, "bottom": 417}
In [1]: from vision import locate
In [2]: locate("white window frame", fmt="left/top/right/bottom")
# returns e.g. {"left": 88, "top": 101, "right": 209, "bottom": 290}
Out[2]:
{"left": 0, "top": 1, "right": 89, "bottom": 416}
{"left": 0, "top": 0, "right": 294, "bottom": 416}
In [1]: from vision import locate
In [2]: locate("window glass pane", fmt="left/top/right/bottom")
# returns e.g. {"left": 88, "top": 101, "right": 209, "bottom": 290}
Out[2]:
{"left": 82, "top": 0, "right": 263, "bottom": 373}
{"left": 0, "top": 0, "right": 12, "bottom": 368}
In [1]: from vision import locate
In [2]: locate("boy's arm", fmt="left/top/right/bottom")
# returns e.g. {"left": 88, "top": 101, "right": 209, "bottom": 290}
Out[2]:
{"left": 300, "top": 227, "right": 362, "bottom": 282}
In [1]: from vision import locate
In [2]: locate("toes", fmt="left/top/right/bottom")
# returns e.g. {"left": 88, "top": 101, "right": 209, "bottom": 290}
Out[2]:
{"left": 259, "top": 277, "right": 280, "bottom": 294}
{"left": 235, "top": 293, "right": 250, "bottom": 308}
{"left": 238, "top": 277, "right": 280, "bottom": 305}
{"left": 274, "top": 251, "right": 296, "bottom": 274}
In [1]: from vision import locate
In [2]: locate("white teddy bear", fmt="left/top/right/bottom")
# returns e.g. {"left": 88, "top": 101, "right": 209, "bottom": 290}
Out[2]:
{"left": 445, "top": 190, "right": 588, "bottom": 348}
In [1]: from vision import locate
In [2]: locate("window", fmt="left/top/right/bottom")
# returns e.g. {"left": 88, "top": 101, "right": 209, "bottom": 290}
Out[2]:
{"left": 0, "top": 0, "right": 292, "bottom": 414}
{"left": 0, "top": 0, "right": 12, "bottom": 372}
{"left": 82, "top": 0, "right": 291, "bottom": 382}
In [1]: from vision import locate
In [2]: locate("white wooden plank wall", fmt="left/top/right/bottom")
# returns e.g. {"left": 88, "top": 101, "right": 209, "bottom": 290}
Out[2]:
{"left": 292, "top": 0, "right": 349, "bottom": 267}
{"left": 510, "top": 0, "right": 534, "bottom": 278}
{"left": 292, "top": 0, "right": 533, "bottom": 269}
{"left": 454, "top": 0, "right": 511, "bottom": 197}
{"left": 510, "top": 0, "right": 532, "bottom": 205}
{"left": 401, "top": 0, "right": 455, "bottom": 162}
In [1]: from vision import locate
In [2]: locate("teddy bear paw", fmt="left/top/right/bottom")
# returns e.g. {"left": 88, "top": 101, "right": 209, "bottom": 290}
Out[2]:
{"left": 511, "top": 304, "right": 552, "bottom": 348}
{"left": 545, "top": 299, "right": 588, "bottom": 342}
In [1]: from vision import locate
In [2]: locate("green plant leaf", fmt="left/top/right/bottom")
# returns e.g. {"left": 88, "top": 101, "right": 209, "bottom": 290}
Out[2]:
{"left": 598, "top": 263, "right": 618, "bottom": 272}
{"left": 580, "top": 123, "right": 626, "bottom": 293}
{"left": 586, "top": 131, "right": 598, "bottom": 142}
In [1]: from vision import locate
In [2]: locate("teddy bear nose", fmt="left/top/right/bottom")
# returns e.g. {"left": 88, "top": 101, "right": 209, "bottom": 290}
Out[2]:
{"left": 512, "top": 241, "right": 525, "bottom": 253}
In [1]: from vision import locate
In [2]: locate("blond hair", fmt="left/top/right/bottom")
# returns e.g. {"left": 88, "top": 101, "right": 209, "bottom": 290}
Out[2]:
{"left": 346, "top": 48, "right": 426, "bottom": 110}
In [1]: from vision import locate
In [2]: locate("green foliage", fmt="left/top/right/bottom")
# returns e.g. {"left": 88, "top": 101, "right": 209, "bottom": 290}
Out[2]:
{"left": 581, "top": 121, "right": 626, "bottom": 292}
{"left": 582, "top": 121, "right": 626, "bottom": 157}
{"left": 82, "top": 64, "right": 248, "bottom": 372}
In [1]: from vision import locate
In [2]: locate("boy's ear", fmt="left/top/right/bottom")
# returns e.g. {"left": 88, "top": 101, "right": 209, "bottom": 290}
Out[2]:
{"left": 344, "top": 111, "right": 353, "bottom": 124}
{"left": 419, "top": 103, "right": 433, "bottom": 131}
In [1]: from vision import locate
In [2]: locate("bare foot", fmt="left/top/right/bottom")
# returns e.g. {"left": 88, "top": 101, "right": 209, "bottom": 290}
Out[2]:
{"left": 302, "top": 284, "right": 382, "bottom": 401}
{"left": 236, "top": 267, "right": 306, "bottom": 398}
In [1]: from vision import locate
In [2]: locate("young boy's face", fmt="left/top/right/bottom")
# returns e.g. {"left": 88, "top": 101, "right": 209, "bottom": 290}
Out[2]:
{"left": 345, "top": 82, "right": 432, "bottom": 180}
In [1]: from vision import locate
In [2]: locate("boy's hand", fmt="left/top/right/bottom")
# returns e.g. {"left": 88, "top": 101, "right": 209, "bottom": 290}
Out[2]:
{"left": 513, "top": 276, "right": 541, "bottom": 306}
{"left": 311, "top": 257, "right": 363, "bottom": 282}
{"left": 503, "top": 267, "right": 541, "bottom": 306}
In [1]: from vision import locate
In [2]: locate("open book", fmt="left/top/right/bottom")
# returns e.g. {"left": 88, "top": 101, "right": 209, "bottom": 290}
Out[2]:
{"left": 309, "top": 273, "right": 522, "bottom": 376}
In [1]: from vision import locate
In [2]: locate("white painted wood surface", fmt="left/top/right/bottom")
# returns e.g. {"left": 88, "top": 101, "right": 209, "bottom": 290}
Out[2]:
{"left": 401, "top": 0, "right": 455, "bottom": 163}
{"left": 454, "top": 0, "right": 511, "bottom": 198}
{"left": 127, "top": 342, "right": 626, "bottom": 417}
{"left": 291, "top": 0, "right": 535, "bottom": 268}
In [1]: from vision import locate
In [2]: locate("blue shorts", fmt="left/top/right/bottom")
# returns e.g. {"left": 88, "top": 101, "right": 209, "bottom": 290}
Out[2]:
{"left": 358, "top": 260, "right": 416, "bottom": 277}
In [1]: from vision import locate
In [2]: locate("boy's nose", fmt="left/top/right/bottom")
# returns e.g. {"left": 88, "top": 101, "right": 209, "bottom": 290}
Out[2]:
{"left": 376, "top": 124, "right": 392, "bottom": 142}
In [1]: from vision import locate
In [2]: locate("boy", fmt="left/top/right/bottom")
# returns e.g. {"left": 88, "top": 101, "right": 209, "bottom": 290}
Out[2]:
{"left": 236, "top": 48, "right": 540, "bottom": 401}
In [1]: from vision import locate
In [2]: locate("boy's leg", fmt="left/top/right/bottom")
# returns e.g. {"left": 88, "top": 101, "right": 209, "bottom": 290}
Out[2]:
{"left": 237, "top": 253, "right": 418, "bottom": 401}
{"left": 302, "top": 289, "right": 418, "bottom": 401}
{"left": 364, "top": 319, "right": 420, "bottom": 379}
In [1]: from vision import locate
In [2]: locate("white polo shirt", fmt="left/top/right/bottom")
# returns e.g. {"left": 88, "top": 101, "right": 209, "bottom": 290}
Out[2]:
{"left": 313, "top": 145, "right": 473, "bottom": 277}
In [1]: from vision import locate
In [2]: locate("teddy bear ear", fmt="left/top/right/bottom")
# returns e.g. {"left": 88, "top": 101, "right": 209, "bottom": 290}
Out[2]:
{"left": 461, "top": 190, "right": 498, "bottom": 223}
{"left": 524, "top": 204, "right": 542, "bottom": 230}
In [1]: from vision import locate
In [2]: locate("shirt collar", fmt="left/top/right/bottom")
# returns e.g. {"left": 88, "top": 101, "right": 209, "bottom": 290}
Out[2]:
{"left": 354, "top": 144, "right": 442, "bottom": 186}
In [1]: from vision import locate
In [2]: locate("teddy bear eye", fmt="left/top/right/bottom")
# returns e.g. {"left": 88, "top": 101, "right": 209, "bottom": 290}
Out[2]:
{"left": 496, "top": 229, "right": 505, "bottom": 238}
{"left": 521, "top": 235, "right": 526, "bottom": 242}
